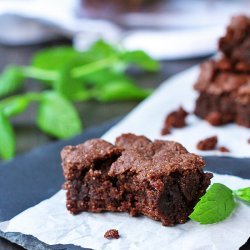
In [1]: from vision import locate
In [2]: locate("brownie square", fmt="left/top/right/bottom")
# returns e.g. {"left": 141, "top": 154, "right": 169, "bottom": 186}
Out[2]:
{"left": 62, "top": 133, "right": 212, "bottom": 226}
{"left": 194, "top": 60, "right": 250, "bottom": 127}
{"left": 194, "top": 15, "right": 250, "bottom": 127}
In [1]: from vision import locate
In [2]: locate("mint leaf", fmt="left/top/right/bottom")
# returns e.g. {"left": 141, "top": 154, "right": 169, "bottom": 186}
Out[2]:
{"left": 32, "top": 46, "right": 80, "bottom": 71}
{"left": 81, "top": 70, "right": 132, "bottom": 87}
{"left": 189, "top": 183, "right": 236, "bottom": 224}
{"left": 54, "top": 61, "right": 91, "bottom": 101}
{"left": 121, "top": 50, "right": 160, "bottom": 72}
{"left": 36, "top": 92, "right": 82, "bottom": 139}
{"left": 0, "top": 112, "right": 15, "bottom": 160}
{"left": 1, "top": 96, "right": 30, "bottom": 117}
{"left": 86, "top": 40, "right": 119, "bottom": 60}
{"left": 0, "top": 66, "right": 24, "bottom": 98}
{"left": 234, "top": 187, "right": 250, "bottom": 202}
{"left": 94, "top": 81, "right": 152, "bottom": 102}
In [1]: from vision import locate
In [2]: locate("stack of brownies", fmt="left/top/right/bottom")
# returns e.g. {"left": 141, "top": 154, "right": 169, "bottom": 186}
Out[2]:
{"left": 194, "top": 15, "right": 250, "bottom": 128}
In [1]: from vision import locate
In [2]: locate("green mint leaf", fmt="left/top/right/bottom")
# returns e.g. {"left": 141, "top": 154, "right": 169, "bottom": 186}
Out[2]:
{"left": 121, "top": 50, "right": 160, "bottom": 72}
{"left": 36, "top": 92, "right": 82, "bottom": 139}
{"left": 54, "top": 61, "right": 91, "bottom": 101}
{"left": 1, "top": 96, "right": 30, "bottom": 117}
{"left": 0, "top": 112, "right": 15, "bottom": 160}
{"left": 234, "top": 187, "right": 250, "bottom": 202}
{"left": 82, "top": 70, "right": 132, "bottom": 86}
{"left": 32, "top": 46, "right": 80, "bottom": 71}
{"left": 0, "top": 66, "right": 24, "bottom": 98}
{"left": 189, "top": 183, "right": 236, "bottom": 224}
{"left": 87, "top": 40, "right": 119, "bottom": 59}
{"left": 94, "top": 81, "right": 152, "bottom": 102}
{"left": 71, "top": 56, "right": 117, "bottom": 78}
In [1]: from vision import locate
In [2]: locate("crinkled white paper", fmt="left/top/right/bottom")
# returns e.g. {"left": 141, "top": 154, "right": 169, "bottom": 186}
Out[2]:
{"left": 0, "top": 174, "right": 249, "bottom": 250}
{"left": 103, "top": 66, "right": 250, "bottom": 158}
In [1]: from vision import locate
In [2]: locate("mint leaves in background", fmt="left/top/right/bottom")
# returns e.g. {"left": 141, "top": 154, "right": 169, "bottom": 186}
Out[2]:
{"left": 36, "top": 92, "right": 82, "bottom": 139}
{"left": 0, "top": 40, "right": 160, "bottom": 160}
{"left": 0, "top": 112, "right": 15, "bottom": 160}
{"left": 190, "top": 183, "right": 250, "bottom": 224}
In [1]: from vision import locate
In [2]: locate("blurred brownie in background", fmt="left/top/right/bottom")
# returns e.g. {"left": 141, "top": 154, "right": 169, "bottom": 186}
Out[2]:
{"left": 83, "top": 0, "right": 159, "bottom": 12}
{"left": 194, "top": 15, "right": 250, "bottom": 128}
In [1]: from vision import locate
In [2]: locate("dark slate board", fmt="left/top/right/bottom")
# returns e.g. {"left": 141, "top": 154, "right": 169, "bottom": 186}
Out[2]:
{"left": 0, "top": 117, "right": 250, "bottom": 250}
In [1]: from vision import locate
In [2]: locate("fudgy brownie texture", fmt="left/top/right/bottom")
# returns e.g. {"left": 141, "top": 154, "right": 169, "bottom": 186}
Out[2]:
{"left": 104, "top": 229, "right": 120, "bottom": 239}
{"left": 194, "top": 15, "right": 250, "bottom": 128}
{"left": 161, "top": 106, "right": 188, "bottom": 135}
{"left": 62, "top": 133, "right": 212, "bottom": 226}
{"left": 196, "top": 136, "right": 218, "bottom": 151}
{"left": 219, "top": 15, "right": 250, "bottom": 67}
{"left": 194, "top": 60, "right": 250, "bottom": 127}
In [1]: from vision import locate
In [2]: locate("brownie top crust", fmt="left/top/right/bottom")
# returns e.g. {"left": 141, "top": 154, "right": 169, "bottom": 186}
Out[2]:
{"left": 61, "top": 139, "right": 122, "bottom": 173}
{"left": 62, "top": 133, "right": 205, "bottom": 181}
{"left": 110, "top": 133, "right": 205, "bottom": 179}
{"left": 194, "top": 60, "right": 250, "bottom": 95}
{"left": 219, "top": 15, "right": 250, "bottom": 64}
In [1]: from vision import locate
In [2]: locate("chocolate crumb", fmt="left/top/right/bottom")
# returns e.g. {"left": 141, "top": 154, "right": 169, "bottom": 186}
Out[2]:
{"left": 161, "top": 106, "right": 188, "bottom": 135}
{"left": 205, "top": 112, "right": 222, "bottom": 126}
{"left": 104, "top": 229, "right": 120, "bottom": 239}
{"left": 161, "top": 126, "right": 171, "bottom": 135}
{"left": 218, "top": 146, "right": 230, "bottom": 152}
{"left": 197, "top": 136, "right": 218, "bottom": 151}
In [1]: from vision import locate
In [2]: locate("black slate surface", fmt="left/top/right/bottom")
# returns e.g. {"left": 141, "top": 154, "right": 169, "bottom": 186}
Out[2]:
{"left": 0, "top": 117, "right": 250, "bottom": 250}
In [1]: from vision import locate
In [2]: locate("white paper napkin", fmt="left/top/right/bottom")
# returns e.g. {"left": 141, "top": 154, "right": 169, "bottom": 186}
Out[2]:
{"left": 0, "top": 174, "right": 249, "bottom": 250}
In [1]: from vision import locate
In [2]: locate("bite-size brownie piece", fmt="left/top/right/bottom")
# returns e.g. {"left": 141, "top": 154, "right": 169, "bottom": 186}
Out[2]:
{"left": 194, "top": 60, "right": 250, "bottom": 127}
{"left": 197, "top": 136, "right": 218, "bottom": 151}
{"left": 219, "top": 15, "right": 250, "bottom": 67}
{"left": 62, "top": 133, "right": 212, "bottom": 226}
{"left": 161, "top": 106, "right": 189, "bottom": 135}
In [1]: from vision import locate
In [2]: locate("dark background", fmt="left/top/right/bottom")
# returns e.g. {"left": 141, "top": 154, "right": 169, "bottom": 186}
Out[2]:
{"left": 0, "top": 39, "right": 209, "bottom": 249}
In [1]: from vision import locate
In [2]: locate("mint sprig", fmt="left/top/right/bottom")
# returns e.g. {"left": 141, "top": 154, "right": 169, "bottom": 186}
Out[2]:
{"left": 190, "top": 183, "right": 250, "bottom": 224}
{"left": 234, "top": 187, "right": 250, "bottom": 202}
{"left": 0, "top": 40, "right": 159, "bottom": 160}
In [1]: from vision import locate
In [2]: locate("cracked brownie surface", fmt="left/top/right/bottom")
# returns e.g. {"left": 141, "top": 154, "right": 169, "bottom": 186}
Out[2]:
{"left": 62, "top": 133, "right": 212, "bottom": 226}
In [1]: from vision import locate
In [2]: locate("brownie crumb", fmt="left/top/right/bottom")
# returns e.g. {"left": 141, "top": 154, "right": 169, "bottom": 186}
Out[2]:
{"left": 205, "top": 112, "right": 223, "bottom": 126}
{"left": 218, "top": 146, "right": 230, "bottom": 152}
{"left": 197, "top": 136, "right": 218, "bottom": 151}
{"left": 161, "top": 126, "right": 171, "bottom": 135}
{"left": 161, "top": 106, "right": 188, "bottom": 135}
{"left": 104, "top": 229, "right": 120, "bottom": 239}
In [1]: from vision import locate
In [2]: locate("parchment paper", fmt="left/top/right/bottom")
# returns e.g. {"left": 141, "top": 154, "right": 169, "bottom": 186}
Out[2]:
{"left": 0, "top": 174, "right": 249, "bottom": 250}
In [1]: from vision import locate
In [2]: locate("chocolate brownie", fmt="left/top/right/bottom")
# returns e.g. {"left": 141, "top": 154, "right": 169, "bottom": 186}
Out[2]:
{"left": 197, "top": 136, "right": 218, "bottom": 151}
{"left": 161, "top": 106, "right": 188, "bottom": 135}
{"left": 218, "top": 146, "right": 230, "bottom": 153}
{"left": 194, "top": 60, "right": 250, "bottom": 127}
{"left": 84, "top": 0, "right": 157, "bottom": 11}
{"left": 219, "top": 15, "right": 250, "bottom": 67}
{"left": 62, "top": 133, "right": 212, "bottom": 226}
{"left": 104, "top": 229, "right": 120, "bottom": 239}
